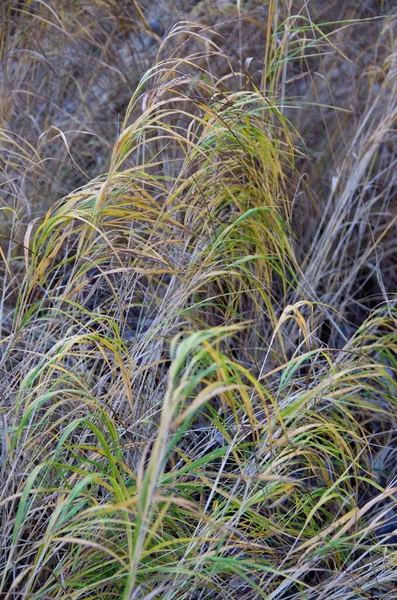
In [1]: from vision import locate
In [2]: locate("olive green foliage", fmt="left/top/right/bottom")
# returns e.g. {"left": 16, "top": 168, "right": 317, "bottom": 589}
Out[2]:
{"left": 0, "top": 1, "right": 396, "bottom": 598}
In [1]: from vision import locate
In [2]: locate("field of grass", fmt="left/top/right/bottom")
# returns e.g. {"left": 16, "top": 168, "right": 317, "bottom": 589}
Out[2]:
{"left": 0, "top": 1, "right": 396, "bottom": 598}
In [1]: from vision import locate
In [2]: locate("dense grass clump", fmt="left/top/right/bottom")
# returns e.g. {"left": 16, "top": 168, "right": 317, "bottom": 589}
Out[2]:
{"left": 0, "top": 1, "right": 396, "bottom": 598}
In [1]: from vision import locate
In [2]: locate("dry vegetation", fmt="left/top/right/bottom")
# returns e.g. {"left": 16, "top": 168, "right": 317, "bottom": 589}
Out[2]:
{"left": 0, "top": 0, "right": 396, "bottom": 598}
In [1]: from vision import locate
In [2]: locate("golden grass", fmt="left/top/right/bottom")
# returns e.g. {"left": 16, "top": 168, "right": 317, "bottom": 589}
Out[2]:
{"left": 0, "top": 1, "right": 396, "bottom": 598}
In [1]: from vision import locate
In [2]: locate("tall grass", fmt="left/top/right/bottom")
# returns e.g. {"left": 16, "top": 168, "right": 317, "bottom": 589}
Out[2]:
{"left": 0, "top": 1, "right": 396, "bottom": 598}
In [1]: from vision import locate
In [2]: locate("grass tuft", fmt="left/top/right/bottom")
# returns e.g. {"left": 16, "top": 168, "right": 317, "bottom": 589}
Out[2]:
{"left": 0, "top": 1, "right": 396, "bottom": 598}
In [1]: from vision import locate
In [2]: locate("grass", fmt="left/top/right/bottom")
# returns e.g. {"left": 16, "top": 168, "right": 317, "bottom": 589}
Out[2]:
{"left": 0, "top": 1, "right": 396, "bottom": 598}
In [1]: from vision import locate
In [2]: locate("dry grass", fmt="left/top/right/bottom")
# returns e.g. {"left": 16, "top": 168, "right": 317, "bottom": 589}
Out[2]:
{"left": 0, "top": 1, "right": 396, "bottom": 598}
